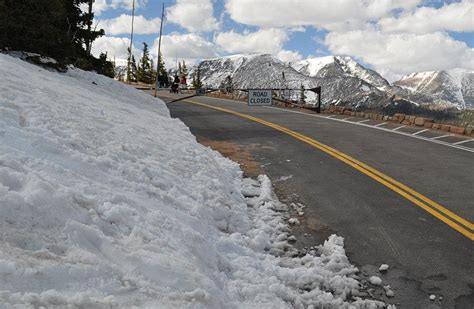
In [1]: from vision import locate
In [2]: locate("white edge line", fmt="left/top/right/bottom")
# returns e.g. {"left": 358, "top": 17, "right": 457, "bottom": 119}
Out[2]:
{"left": 263, "top": 106, "right": 474, "bottom": 153}
{"left": 342, "top": 117, "right": 353, "bottom": 121}
{"left": 326, "top": 115, "right": 336, "bottom": 118}
{"left": 453, "top": 139, "right": 474, "bottom": 145}
{"left": 412, "top": 128, "right": 429, "bottom": 135}
{"left": 358, "top": 119, "right": 371, "bottom": 123}
{"left": 374, "top": 122, "right": 388, "bottom": 127}
{"left": 393, "top": 125, "right": 406, "bottom": 131}
{"left": 431, "top": 134, "right": 454, "bottom": 140}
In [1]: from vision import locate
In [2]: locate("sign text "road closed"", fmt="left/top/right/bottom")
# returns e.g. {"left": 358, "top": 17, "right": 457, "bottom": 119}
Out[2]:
{"left": 248, "top": 89, "right": 272, "bottom": 106}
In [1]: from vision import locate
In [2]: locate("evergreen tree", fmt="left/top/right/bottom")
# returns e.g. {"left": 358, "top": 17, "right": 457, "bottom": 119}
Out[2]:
{"left": 225, "top": 75, "right": 233, "bottom": 91}
{"left": 0, "top": 0, "right": 66, "bottom": 57}
{"left": 137, "top": 42, "right": 153, "bottom": 84}
{"left": 156, "top": 52, "right": 168, "bottom": 88}
{"left": 130, "top": 55, "right": 138, "bottom": 82}
{"left": 192, "top": 68, "right": 203, "bottom": 89}
{"left": 0, "top": 0, "right": 7, "bottom": 47}
{"left": 300, "top": 84, "right": 306, "bottom": 103}
{"left": 0, "top": 0, "right": 111, "bottom": 76}
{"left": 94, "top": 52, "right": 115, "bottom": 78}
{"left": 63, "top": 0, "right": 104, "bottom": 58}
{"left": 178, "top": 62, "right": 182, "bottom": 76}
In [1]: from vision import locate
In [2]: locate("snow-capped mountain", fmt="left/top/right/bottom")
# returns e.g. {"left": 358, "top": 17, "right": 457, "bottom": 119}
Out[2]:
{"left": 192, "top": 53, "right": 473, "bottom": 110}
{"left": 192, "top": 54, "right": 394, "bottom": 107}
{"left": 290, "top": 56, "right": 334, "bottom": 78}
{"left": 194, "top": 53, "right": 315, "bottom": 89}
{"left": 394, "top": 69, "right": 474, "bottom": 109}
{"left": 292, "top": 56, "right": 391, "bottom": 91}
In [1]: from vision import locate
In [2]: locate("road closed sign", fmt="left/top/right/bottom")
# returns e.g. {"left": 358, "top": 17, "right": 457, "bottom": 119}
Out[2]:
{"left": 248, "top": 89, "right": 272, "bottom": 106}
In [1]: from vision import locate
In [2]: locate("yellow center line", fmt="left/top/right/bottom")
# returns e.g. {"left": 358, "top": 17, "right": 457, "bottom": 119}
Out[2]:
{"left": 160, "top": 94, "right": 474, "bottom": 240}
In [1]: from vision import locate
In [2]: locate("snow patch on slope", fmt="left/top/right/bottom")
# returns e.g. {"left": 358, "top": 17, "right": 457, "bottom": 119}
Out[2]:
{"left": 0, "top": 54, "right": 384, "bottom": 308}
{"left": 396, "top": 71, "right": 439, "bottom": 92}
{"left": 291, "top": 56, "right": 334, "bottom": 77}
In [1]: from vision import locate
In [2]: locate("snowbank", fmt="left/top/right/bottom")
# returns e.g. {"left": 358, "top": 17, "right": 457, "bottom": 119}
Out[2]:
{"left": 0, "top": 54, "right": 383, "bottom": 308}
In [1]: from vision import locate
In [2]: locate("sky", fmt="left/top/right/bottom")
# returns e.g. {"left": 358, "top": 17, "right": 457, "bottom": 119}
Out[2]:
{"left": 90, "top": 0, "right": 474, "bottom": 81}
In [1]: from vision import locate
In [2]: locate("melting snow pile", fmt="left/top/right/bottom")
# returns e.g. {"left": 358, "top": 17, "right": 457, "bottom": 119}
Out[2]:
{"left": 0, "top": 54, "right": 384, "bottom": 308}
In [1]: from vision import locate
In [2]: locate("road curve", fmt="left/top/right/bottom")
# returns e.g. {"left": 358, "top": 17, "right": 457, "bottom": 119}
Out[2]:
{"left": 156, "top": 91, "right": 474, "bottom": 308}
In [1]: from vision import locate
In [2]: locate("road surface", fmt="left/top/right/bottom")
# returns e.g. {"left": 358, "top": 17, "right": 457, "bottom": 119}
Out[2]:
{"left": 155, "top": 90, "right": 473, "bottom": 308}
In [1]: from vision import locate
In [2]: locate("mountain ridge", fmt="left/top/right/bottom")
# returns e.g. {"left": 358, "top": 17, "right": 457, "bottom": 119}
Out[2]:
{"left": 190, "top": 53, "right": 473, "bottom": 110}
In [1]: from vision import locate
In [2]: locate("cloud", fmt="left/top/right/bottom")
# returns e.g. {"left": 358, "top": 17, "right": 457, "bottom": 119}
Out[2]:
{"left": 91, "top": 36, "right": 141, "bottom": 66}
{"left": 92, "top": 0, "right": 148, "bottom": 16}
{"left": 224, "top": 0, "right": 421, "bottom": 31}
{"left": 152, "top": 33, "right": 218, "bottom": 68}
{"left": 325, "top": 30, "right": 474, "bottom": 81}
{"left": 166, "top": 0, "right": 219, "bottom": 32}
{"left": 277, "top": 50, "right": 303, "bottom": 63}
{"left": 379, "top": 0, "right": 474, "bottom": 34}
{"left": 215, "top": 28, "right": 288, "bottom": 54}
{"left": 98, "top": 14, "right": 161, "bottom": 35}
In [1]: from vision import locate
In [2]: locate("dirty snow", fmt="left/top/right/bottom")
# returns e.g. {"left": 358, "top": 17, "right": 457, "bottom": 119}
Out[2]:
{"left": 0, "top": 54, "right": 385, "bottom": 308}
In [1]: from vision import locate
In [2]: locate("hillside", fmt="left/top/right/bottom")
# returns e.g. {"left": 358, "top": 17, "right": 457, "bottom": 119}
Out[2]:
{"left": 192, "top": 54, "right": 403, "bottom": 108}
{"left": 0, "top": 54, "right": 384, "bottom": 308}
{"left": 394, "top": 69, "right": 474, "bottom": 109}
{"left": 192, "top": 53, "right": 473, "bottom": 110}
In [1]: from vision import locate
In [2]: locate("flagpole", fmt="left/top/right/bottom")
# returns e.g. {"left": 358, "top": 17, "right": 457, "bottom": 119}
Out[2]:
{"left": 154, "top": 3, "right": 165, "bottom": 97}
{"left": 127, "top": 0, "right": 136, "bottom": 84}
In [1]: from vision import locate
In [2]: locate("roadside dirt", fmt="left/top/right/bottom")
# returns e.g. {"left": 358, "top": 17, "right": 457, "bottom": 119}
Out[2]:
{"left": 197, "top": 137, "right": 263, "bottom": 177}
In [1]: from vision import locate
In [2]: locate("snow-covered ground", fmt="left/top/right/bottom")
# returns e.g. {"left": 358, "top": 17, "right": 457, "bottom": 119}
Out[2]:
{"left": 0, "top": 54, "right": 385, "bottom": 308}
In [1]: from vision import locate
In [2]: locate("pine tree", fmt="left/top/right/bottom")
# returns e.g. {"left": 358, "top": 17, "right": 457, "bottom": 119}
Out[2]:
{"left": 192, "top": 68, "right": 203, "bottom": 89}
{"left": 94, "top": 52, "right": 114, "bottom": 78}
{"left": 300, "top": 84, "right": 306, "bottom": 104}
{"left": 0, "top": 0, "right": 7, "bottom": 47}
{"left": 0, "top": 0, "right": 66, "bottom": 57}
{"left": 196, "top": 68, "right": 203, "bottom": 88}
{"left": 156, "top": 52, "right": 168, "bottom": 88}
{"left": 137, "top": 42, "right": 152, "bottom": 84}
{"left": 178, "top": 62, "right": 182, "bottom": 76}
{"left": 225, "top": 75, "right": 233, "bottom": 91}
{"left": 131, "top": 55, "right": 138, "bottom": 82}
{"left": 0, "top": 0, "right": 109, "bottom": 75}
{"left": 63, "top": 0, "right": 104, "bottom": 58}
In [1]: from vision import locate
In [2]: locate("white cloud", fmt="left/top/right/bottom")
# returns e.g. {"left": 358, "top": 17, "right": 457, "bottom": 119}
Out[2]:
{"left": 224, "top": 0, "right": 421, "bottom": 31}
{"left": 152, "top": 33, "right": 218, "bottom": 68}
{"left": 277, "top": 50, "right": 303, "bottom": 63}
{"left": 92, "top": 0, "right": 148, "bottom": 16}
{"left": 91, "top": 36, "right": 141, "bottom": 66}
{"left": 380, "top": 0, "right": 474, "bottom": 34}
{"left": 166, "top": 0, "right": 219, "bottom": 32}
{"left": 215, "top": 28, "right": 288, "bottom": 54}
{"left": 325, "top": 30, "right": 474, "bottom": 81}
{"left": 98, "top": 14, "right": 161, "bottom": 35}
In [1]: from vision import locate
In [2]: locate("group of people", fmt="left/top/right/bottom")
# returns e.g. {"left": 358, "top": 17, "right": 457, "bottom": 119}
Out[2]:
{"left": 170, "top": 74, "right": 187, "bottom": 93}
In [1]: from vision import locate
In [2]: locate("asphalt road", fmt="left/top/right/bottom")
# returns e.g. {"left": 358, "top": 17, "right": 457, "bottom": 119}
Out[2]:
{"left": 155, "top": 91, "right": 473, "bottom": 308}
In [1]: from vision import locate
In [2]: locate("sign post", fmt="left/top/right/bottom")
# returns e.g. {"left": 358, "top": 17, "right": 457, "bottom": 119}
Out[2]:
{"left": 248, "top": 89, "right": 272, "bottom": 106}
{"left": 308, "top": 86, "right": 322, "bottom": 113}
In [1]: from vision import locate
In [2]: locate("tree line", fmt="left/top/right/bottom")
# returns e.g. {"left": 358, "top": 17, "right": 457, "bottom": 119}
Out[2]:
{"left": 0, "top": 0, "right": 114, "bottom": 77}
{"left": 120, "top": 43, "right": 169, "bottom": 87}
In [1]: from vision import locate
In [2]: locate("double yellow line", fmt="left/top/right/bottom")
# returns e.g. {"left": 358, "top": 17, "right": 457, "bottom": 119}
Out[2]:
{"left": 166, "top": 96, "right": 474, "bottom": 240}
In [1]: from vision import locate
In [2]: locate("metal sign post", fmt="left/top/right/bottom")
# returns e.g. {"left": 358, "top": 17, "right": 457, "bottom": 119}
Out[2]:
{"left": 248, "top": 89, "right": 272, "bottom": 106}
{"left": 308, "top": 86, "right": 322, "bottom": 113}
